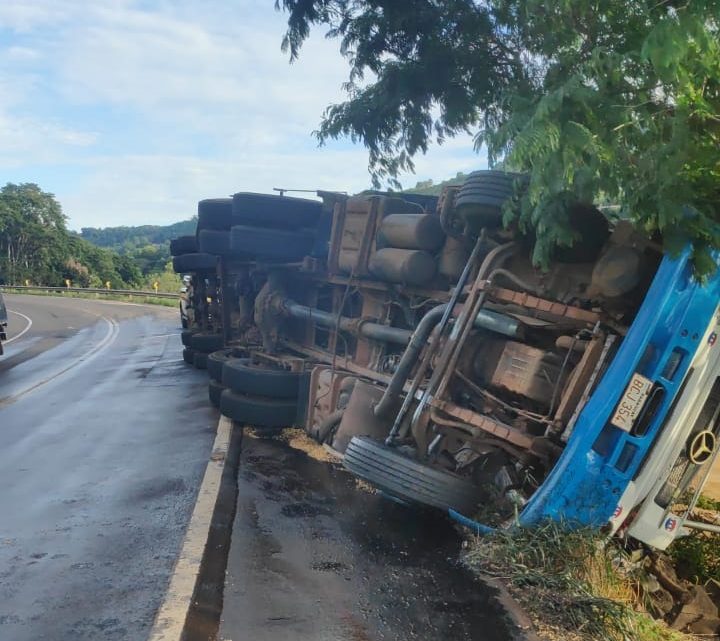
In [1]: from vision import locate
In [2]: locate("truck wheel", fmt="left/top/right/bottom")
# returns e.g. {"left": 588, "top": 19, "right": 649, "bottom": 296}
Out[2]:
{"left": 182, "top": 347, "right": 195, "bottom": 365}
{"left": 455, "top": 171, "right": 526, "bottom": 229}
{"left": 343, "top": 436, "right": 480, "bottom": 514}
{"left": 193, "top": 351, "right": 208, "bottom": 369}
{"left": 172, "top": 252, "right": 217, "bottom": 273}
{"left": 230, "top": 226, "right": 315, "bottom": 261}
{"left": 219, "top": 389, "right": 297, "bottom": 428}
{"left": 181, "top": 330, "right": 194, "bottom": 347}
{"left": 189, "top": 332, "right": 224, "bottom": 354}
{"left": 231, "top": 193, "right": 321, "bottom": 229}
{"left": 198, "top": 229, "right": 231, "bottom": 255}
{"left": 197, "top": 198, "right": 233, "bottom": 231}
{"left": 170, "top": 235, "right": 198, "bottom": 256}
{"left": 207, "top": 348, "right": 247, "bottom": 382}
{"left": 222, "top": 358, "right": 301, "bottom": 398}
{"left": 208, "top": 379, "right": 224, "bottom": 408}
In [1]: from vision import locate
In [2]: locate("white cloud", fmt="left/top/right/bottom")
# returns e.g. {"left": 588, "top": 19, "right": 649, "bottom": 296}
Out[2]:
{"left": 4, "top": 46, "right": 41, "bottom": 61}
{"left": 0, "top": 112, "right": 97, "bottom": 165}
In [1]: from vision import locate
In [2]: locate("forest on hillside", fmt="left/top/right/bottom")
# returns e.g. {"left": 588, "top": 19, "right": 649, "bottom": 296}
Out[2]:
{"left": 80, "top": 219, "right": 196, "bottom": 278}
{"left": 0, "top": 183, "right": 182, "bottom": 291}
{"left": 80, "top": 220, "right": 196, "bottom": 249}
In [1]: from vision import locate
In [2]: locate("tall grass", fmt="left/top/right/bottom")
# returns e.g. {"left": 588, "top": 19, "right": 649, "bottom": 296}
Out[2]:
{"left": 464, "top": 523, "right": 688, "bottom": 641}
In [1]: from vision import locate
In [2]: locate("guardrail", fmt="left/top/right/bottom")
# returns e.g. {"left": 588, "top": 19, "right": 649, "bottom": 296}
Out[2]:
{"left": 0, "top": 285, "right": 178, "bottom": 300}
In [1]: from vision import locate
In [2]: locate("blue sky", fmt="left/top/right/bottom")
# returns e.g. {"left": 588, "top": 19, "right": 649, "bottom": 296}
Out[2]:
{"left": 0, "top": 0, "right": 484, "bottom": 230}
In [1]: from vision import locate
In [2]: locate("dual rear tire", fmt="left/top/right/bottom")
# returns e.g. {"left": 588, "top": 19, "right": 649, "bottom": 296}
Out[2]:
{"left": 219, "top": 357, "right": 304, "bottom": 432}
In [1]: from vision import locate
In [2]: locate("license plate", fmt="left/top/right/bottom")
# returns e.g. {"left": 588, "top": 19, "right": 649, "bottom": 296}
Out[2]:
{"left": 610, "top": 373, "right": 653, "bottom": 431}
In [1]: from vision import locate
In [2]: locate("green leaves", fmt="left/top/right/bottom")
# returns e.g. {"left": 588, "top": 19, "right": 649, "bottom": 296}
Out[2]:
{"left": 0, "top": 183, "right": 143, "bottom": 288}
{"left": 278, "top": 0, "right": 720, "bottom": 275}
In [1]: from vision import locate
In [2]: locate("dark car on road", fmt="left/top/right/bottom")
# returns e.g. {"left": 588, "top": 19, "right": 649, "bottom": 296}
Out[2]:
{"left": 0, "top": 291, "right": 7, "bottom": 354}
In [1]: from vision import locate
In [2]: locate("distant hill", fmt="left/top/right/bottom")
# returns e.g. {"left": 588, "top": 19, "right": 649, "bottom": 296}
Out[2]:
{"left": 79, "top": 218, "right": 197, "bottom": 252}
{"left": 78, "top": 218, "right": 197, "bottom": 278}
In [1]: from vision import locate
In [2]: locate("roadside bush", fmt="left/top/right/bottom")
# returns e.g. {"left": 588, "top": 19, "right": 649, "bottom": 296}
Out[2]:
{"left": 669, "top": 531, "right": 720, "bottom": 584}
{"left": 464, "top": 523, "right": 688, "bottom": 641}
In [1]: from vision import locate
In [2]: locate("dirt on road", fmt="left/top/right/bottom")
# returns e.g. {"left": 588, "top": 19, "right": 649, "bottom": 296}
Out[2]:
{"left": 219, "top": 431, "right": 518, "bottom": 641}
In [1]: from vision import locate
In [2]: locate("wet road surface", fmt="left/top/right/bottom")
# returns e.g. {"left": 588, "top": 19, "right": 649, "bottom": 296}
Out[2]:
{"left": 220, "top": 433, "right": 512, "bottom": 641}
{"left": 0, "top": 294, "right": 218, "bottom": 641}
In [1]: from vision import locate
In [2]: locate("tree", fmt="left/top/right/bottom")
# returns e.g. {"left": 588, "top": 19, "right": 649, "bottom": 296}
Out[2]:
{"left": 0, "top": 183, "right": 69, "bottom": 284}
{"left": 0, "top": 182, "right": 143, "bottom": 288}
{"left": 276, "top": 0, "right": 720, "bottom": 274}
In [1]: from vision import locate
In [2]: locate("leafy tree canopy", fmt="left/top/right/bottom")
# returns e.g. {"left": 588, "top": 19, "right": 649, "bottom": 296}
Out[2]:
{"left": 0, "top": 183, "right": 141, "bottom": 288}
{"left": 277, "top": 0, "right": 720, "bottom": 274}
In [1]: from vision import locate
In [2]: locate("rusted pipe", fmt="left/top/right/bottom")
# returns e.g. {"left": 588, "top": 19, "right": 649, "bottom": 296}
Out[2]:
{"left": 380, "top": 235, "right": 489, "bottom": 435}
{"left": 373, "top": 303, "right": 448, "bottom": 419}
{"left": 283, "top": 300, "right": 412, "bottom": 345}
{"left": 409, "top": 241, "right": 518, "bottom": 440}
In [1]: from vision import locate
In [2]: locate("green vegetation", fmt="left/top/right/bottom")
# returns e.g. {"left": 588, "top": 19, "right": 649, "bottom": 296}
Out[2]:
{"left": 0, "top": 183, "right": 137, "bottom": 288}
{"left": 696, "top": 494, "right": 720, "bottom": 512}
{"left": 80, "top": 219, "right": 196, "bottom": 251}
{"left": 404, "top": 172, "right": 467, "bottom": 196}
{"left": 465, "top": 523, "right": 688, "bottom": 641}
{"left": 80, "top": 219, "right": 196, "bottom": 278}
{"left": 278, "top": 0, "right": 720, "bottom": 275}
{"left": 0, "top": 183, "right": 183, "bottom": 293}
{"left": 669, "top": 530, "right": 720, "bottom": 584}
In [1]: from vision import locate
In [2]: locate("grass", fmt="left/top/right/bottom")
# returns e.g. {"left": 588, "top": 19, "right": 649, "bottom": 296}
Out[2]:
{"left": 2, "top": 288, "right": 179, "bottom": 308}
{"left": 464, "top": 523, "right": 690, "bottom": 641}
{"left": 666, "top": 493, "right": 720, "bottom": 584}
{"left": 696, "top": 494, "right": 720, "bottom": 511}
{"left": 669, "top": 530, "right": 720, "bottom": 584}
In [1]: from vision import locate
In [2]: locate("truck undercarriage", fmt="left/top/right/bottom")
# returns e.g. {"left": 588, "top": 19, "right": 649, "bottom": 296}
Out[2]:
{"left": 172, "top": 171, "right": 720, "bottom": 545}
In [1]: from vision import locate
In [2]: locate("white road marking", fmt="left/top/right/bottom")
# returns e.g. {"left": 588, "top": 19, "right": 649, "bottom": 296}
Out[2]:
{"left": 0, "top": 315, "right": 120, "bottom": 407}
{"left": 5, "top": 309, "right": 33, "bottom": 344}
{"left": 148, "top": 416, "right": 233, "bottom": 641}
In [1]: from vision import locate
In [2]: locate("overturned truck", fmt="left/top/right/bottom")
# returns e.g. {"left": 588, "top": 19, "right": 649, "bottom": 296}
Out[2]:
{"left": 172, "top": 171, "right": 720, "bottom": 549}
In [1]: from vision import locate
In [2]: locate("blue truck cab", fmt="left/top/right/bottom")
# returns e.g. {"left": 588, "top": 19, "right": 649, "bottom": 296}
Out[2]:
{"left": 519, "top": 250, "right": 720, "bottom": 542}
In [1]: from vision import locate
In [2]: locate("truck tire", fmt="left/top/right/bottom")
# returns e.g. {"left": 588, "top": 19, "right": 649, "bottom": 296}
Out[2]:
{"left": 182, "top": 347, "right": 195, "bottom": 365}
{"left": 222, "top": 358, "right": 301, "bottom": 398}
{"left": 181, "top": 330, "right": 194, "bottom": 347}
{"left": 230, "top": 225, "right": 314, "bottom": 261}
{"left": 193, "top": 351, "right": 208, "bottom": 369}
{"left": 170, "top": 235, "right": 198, "bottom": 256}
{"left": 189, "top": 332, "right": 224, "bottom": 354}
{"left": 231, "top": 193, "right": 321, "bottom": 229}
{"left": 219, "top": 389, "right": 297, "bottom": 428}
{"left": 343, "top": 436, "right": 480, "bottom": 514}
{"left": 172, "top": 253, "right": 217, "bottom": 273}
{"left": 208, "top": 379, "right": 224, "bottom": 408}
{"left": 460, "top": 170, "right": 527, "bottom": 190}
{"left": 207, "top": 348, "right": 247, "bottom": 382}
{"left": 197, "top": 229, "right": 231, "bottom": 256}
{"left": 455, "top": 171, "right": 526, "bottom": 229}
{"left": 197, "top": 198, "right": 233, "bottom": 231}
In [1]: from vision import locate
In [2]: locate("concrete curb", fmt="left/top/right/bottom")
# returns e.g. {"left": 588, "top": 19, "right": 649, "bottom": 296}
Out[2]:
{"left": 148, "top": 416, "right": 238, "bottom": 641}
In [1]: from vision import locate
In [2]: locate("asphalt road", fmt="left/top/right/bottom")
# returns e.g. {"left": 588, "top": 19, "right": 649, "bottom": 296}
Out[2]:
{"left": 0, "top": 294, "right": 218, "bottom": 641}
{"left": 220, "top": 434, "right": 513, "bottom": 641}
